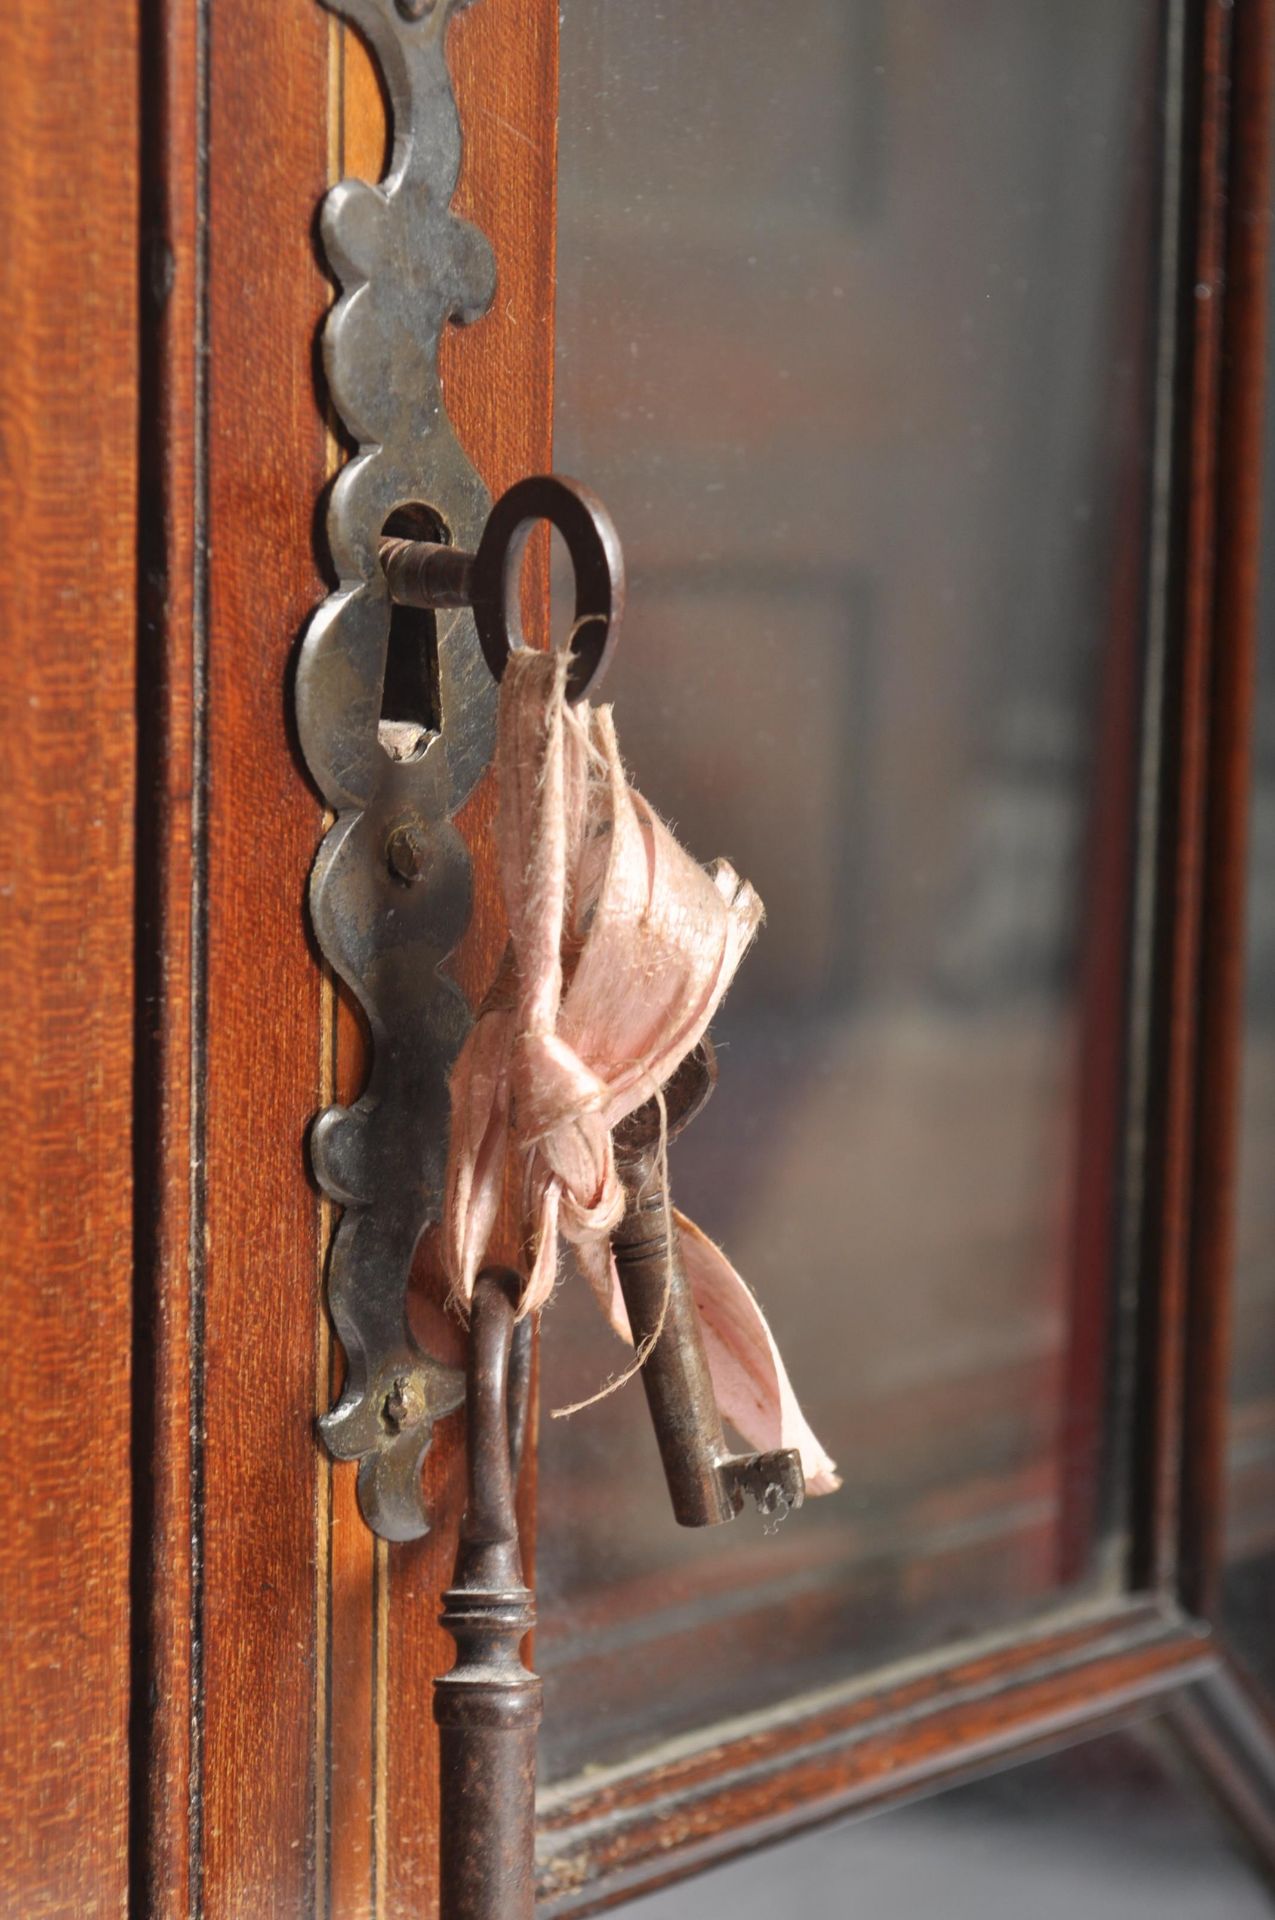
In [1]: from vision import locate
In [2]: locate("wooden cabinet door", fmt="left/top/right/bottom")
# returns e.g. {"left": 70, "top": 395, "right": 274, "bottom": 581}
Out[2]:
{"left": 1, "top": 3, "right": 555, "bottom": 1913}
{"left": 5, "top": 2, "right": 1275, "bottom": 1916}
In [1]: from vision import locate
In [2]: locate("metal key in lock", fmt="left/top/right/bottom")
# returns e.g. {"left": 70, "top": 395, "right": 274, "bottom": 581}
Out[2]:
{"left": 435, "top": 1267, "right": 538, "bottom": 1920}
{"left": 611, "top": 1041, "right": 806, "bottom": 1527}
{"left": 382, "top": 491, "right": 804, "bottom": 1536}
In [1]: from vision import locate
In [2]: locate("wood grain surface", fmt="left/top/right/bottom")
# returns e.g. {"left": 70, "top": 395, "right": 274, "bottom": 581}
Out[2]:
{"left": 134, "top": 0, "right": 201, "bottom": 1902}
{"left": 138, "top": 0, "right": 335, "bottom": 1913}
{"left": 199, "top": 0, "right": 331, "bottom": 1910}
{"left": 1181, "top": 0, "right": 1275, "bottom": 1615}
{"left": 325, "top": 41, "right": 381, "bottom": 1917}
{"left": 1135, "top": 0, "right": 1235, "bottom": 1601}
{"left": 537, "top": 1600, "right": 1217, "bottom": 1915}
{"left": 0, "top": 0, "right": 139, "bottom": 1911}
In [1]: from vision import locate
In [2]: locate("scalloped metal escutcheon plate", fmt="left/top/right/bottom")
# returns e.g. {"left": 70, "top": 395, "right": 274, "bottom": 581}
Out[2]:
{"left": 298, "top": 0, "right": 495, "bottom": 1540}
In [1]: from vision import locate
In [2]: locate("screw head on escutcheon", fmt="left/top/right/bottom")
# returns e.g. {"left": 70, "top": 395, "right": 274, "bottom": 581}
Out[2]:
{"left": 383, "top": 1375, "right": 426, "bottom": 1432}
{"left": 386, "top": 823, "right": 428, "bottom": 884}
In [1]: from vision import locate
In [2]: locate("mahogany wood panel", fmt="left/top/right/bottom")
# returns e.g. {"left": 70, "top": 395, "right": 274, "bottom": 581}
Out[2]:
{"left": 537, "top": 1601, "right": 1217, "bottom": 1915}
{"left": 0, "top": 0, "right": 139, "bottom": 1913}
{"left": 139, "top": 0, "right": 334, "bottom": 1911}
{"left": 1124, "top": 0, "right": 1275, "bottom": 1621}
{"left": 134, "top": 0, "right": 200, "bottom": 1902}
{"left": 1181, "top": 0, "right": 1275, "bottom": 1615}
{"left": 1057, "top": 9, "right": 1163, "bottom": 1581}
{"left": 1133, "top": 0, "right": 1234, "bottom": 1599}
{"left": 199, "top": 0, "right": 331, "bottom": 1910}
{"left": 138, "top": 6, "right": 334, "bottom": 1911}
{"left": 323, "top": 37, "right": 379, "bottom": 1920}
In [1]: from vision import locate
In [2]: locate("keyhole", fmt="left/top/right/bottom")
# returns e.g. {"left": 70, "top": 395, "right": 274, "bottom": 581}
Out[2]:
{"left": 379, "top": 504, "right": 446, "bottom": 762}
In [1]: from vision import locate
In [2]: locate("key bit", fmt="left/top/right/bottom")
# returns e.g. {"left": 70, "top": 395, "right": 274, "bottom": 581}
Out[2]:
{"left": 611, "top": 1040, "right": 805, "bottom": 1528}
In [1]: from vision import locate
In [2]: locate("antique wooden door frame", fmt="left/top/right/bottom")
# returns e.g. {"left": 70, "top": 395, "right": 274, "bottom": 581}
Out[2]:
{"left": 131, "top": 4, "right": 558, "bottom": 1914}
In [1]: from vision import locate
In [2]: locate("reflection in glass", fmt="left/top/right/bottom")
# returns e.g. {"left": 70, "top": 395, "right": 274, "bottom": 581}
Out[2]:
{"left": 539, "top": 0, "right": 1162, "bottom": 1779}
{"left": 1226, "top": 76, "right": 1275, "bottom": 1697}
{"left": 621, "top": 1724, "right": 1273, "bottom": 1919}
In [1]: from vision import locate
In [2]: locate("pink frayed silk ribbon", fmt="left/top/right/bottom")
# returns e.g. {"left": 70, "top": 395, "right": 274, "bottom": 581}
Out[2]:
{"left": 442, "top": 646, "right": 839, "bottom": 1496}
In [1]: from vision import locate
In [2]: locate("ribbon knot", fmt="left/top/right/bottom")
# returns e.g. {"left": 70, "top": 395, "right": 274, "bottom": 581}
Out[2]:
{"left": 512, "top": 1028, "right": 624, "bottom": 1250}
{"left": 511, "top": 1028, "right": 606, "bottom": 1147}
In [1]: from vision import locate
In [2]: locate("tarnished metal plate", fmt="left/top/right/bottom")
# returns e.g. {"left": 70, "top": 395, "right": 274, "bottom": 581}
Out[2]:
{"left": 298, "top": 0, "right": 495, "bottom": 1540}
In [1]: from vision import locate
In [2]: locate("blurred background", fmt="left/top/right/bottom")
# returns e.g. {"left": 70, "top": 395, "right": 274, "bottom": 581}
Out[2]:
{"left": 540, "top": 0, "right": 1170, "bottom": 1781}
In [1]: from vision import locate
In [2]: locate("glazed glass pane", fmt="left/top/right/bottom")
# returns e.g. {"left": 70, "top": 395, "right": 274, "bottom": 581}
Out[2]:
{"left": 1226, "top": 74, "right": 1275, "bottom": 1697}
{"left": 622, "top": 1724, "right": 1274, "bottom": 1919}
{"left": 540, "top": 0, "right": 1163, "bottom": 1779}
